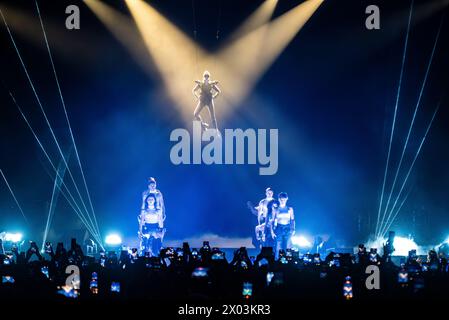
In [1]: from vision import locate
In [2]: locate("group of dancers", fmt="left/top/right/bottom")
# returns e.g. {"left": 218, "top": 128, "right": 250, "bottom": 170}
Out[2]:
{"left": 138, "top": 180, "right": 296, "bottom": 256}
{"left": 251, "top": 187, "right": 296, "bottom": 254}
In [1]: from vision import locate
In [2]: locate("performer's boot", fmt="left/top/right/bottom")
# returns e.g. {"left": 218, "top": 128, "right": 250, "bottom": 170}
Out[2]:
{"left": 201, "top": 121, "right": 209, "bottom": 132}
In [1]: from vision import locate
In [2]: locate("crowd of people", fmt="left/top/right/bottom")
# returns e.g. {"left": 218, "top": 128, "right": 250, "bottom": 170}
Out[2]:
{"left": 1, "top": 179, "right": 448, "bottom": 303}
{"left": 1, "top": 237, "right": 449, "bottom": 303}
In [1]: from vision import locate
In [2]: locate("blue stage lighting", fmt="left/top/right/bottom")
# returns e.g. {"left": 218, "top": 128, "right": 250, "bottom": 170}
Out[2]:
{"left": 105, "top": 234, "right": 122, "bottom": 246}
{"left": 4, "top": 232, "right": 23, "bottom": 243}
{"left": 291, "top": 235, "right": 312, "bottom": 248}
{"left": 393, "top": 236, "right": 418, "bottom": 256}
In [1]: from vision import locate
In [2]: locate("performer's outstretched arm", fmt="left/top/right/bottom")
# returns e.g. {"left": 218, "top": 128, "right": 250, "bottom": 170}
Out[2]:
{"left": 192, "top": 83, "right": 200, "bottom": 99}
{"left": 256, "top": 200, "right": 264, "bottom": 225}
{"left": 158, "top": 191, "right": 166, "bottom": 221}
{"left": 212, "top": 83, "right": 221, "bottom": 98}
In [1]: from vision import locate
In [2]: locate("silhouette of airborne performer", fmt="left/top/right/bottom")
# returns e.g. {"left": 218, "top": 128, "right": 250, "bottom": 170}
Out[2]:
{"left": 192, "top": 70, "right": 221, "bottom": 131}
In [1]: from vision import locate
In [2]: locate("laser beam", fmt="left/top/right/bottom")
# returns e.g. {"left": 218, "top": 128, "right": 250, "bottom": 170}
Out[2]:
{"left": 1, "top": 7, "right": 99, "bottom": 241}
{"left": 5, "top": 90, "right": 102, "bottom": 245}
{"left": 380, "top": 100, "right": 441, "bottom": 237}
{"left": 375, "top": 0, "right": 414, "bottom": 237}
{"left": 0, "top": 168, "right": 29, "bottom": 224}
{"left": 36, "top": 0, "right": 102, "bottom": 242}
{"left": 378, "top": 16, "right": 443, "bottom": 237}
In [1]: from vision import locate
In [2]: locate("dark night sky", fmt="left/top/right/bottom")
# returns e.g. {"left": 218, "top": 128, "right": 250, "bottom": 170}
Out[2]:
{"left": 0, "top": 0, "right": 448, "bottom": 245}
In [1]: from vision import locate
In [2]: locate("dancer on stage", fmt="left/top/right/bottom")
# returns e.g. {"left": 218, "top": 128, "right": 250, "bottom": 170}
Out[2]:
{"left": 256, "top": 187, "right": 274, "bottom": 225}
{"left": 262, "top": 199, "right": 279, "bottom": 249}
{"left": 141, "top": 177, "right": 165, "bottom": 221}
{"left": 274, "top": 192, "right": 295, "bottom": 255}
{"left": 254, "top": 187, "right": 274, "bottom": 247}
{"left": 192, "top": 70, "right": 221, "bottom": 131}
{"left": 139, "top": 193, "right": 164, "bottom": 256}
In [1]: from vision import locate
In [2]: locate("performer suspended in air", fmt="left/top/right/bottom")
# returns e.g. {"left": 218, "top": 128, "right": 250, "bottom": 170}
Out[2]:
{"left": 192, "top": 70, "right": 221, "bottom": 131}
{"left": 139, "top": 193, "right": 164, "bottom": 256}
{"left": 274, "top": 192, "right": 295, "bottom": 256}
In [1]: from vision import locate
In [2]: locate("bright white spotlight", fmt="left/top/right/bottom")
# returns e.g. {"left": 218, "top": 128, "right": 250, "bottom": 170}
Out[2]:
{"left": 393, "top": 236, "right": 418, "bottom": 256}
{"left": 291, "top": 235, "right": 312, "bottom": 248}
{"left": 105, "top": 234, "right": 122, "bottom": 246}
{"left": 4, "top": 232, "right": 23, "bottom": 243}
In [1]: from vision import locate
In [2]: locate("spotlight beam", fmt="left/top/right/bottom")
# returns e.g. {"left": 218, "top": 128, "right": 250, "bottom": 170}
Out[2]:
{"left": 216, "top": 0, "right": 324, "bottom": 116}
{"left": 0, "top": 3, "right": 104, "bottom": 62}
{"left": 125, "top": 0, "right": 208, "bottom": 121}
{"left": 375, "top": 0, "right": 414, "bottom": 237}
{"left": 380, "top": 100, "right": 441, "bottom": 237}
{"left": 378, "top": 17, "right": 443, "bottom": 237}
{"left": 125, "top": 0, "right": 323, "bottom": 122}
{"left": 83, "top": 0, "right": 155, "bottom": 75}
{"left": 227, "top": 0, "right": 278, "bottom": 41}
{"left": 1, "top": 7, "right": 99, "bottom": 239}
{"left": 0, "top": 169, "right": 29, "bottom": 224}
{"left": 36, "top": 0, "right": 101, "bottom": 241}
